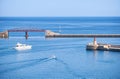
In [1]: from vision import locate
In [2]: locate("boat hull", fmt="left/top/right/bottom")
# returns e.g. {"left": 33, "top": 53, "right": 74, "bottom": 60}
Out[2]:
{"left": 14, "top": 46, "right": 32, "bottom": 51}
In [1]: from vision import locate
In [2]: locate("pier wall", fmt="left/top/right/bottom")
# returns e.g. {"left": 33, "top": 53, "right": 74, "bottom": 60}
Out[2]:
{"left": 46, "top": 34, "right": 120, "bottom": 38}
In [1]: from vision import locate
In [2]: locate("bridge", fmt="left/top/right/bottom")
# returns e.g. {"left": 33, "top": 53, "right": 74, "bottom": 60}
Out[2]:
{"left": 8, "top": 29, "right": 46, "bottom": 32}
{"left": 7, "top": 28, "right": 46, "bottom": 39}
{"left": 7, "top": 28, "right": 59, "bottom": 39}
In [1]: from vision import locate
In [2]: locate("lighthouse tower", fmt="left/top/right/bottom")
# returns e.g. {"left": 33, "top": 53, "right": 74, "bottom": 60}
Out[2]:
{"left": 93, "top": 37, "right": 97, "bottom": 45}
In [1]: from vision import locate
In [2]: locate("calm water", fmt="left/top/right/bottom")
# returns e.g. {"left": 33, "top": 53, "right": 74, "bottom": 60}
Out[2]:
{"left": 0, "top": 17, "right": 120, "bottom": 79}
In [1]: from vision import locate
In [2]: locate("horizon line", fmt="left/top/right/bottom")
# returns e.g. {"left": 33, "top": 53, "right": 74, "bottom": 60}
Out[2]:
{"left": 0, "top": 16, "right": 120, "bottom": 18}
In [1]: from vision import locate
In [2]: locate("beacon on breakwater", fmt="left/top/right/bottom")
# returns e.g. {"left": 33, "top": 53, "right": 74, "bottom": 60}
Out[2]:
{"left": 86, "top": 37, "right": 120, "bottom": 51}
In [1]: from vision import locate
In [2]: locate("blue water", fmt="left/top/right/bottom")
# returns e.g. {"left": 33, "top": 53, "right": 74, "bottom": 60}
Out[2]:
{"left": 0, "top": 17, "right": 120, "bottom": 79}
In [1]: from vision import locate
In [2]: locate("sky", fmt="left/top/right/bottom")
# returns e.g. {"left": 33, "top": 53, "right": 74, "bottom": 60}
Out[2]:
{"left": 0, "top": 0, "right": 120, "bottom": 17}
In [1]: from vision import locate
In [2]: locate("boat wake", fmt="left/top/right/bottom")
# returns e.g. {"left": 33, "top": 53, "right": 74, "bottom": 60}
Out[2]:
{"left": 0, "top": 47, "right": 14, "bottom": 52}
{"left": 0, "top": 55, "right": 56, "bottom": 73}
{"left": 55, "top": 58, "right": 85, "bottom": 79}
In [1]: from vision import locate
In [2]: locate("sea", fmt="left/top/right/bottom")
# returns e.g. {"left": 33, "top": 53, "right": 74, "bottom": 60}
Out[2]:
{"left": 0, "top": 17, "right": 120, "bottom": 79}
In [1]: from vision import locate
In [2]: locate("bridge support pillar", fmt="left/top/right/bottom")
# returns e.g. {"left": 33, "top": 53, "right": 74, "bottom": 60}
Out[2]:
{"left": 25, "top": 32, "right": 28, "bottom": 39}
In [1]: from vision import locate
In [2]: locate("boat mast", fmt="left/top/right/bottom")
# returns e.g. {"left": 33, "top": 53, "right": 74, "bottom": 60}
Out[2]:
{"left": 59, "top": 26, "right": 61, "bottom": 33}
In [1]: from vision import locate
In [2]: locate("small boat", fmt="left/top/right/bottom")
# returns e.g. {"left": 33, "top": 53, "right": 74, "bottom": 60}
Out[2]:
{"left": 14, "top": 42, "right": 32, "bottom": 51}
{"left": 49, "top": 55, "right": 56, "bottom": 59}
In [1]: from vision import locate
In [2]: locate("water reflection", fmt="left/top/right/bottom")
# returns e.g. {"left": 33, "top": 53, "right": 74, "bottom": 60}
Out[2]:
{"left": 93, "top": 50, "right": 98, "bottom": 58}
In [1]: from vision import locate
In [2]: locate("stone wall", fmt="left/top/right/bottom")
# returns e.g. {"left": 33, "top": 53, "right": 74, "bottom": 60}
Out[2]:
{"left": 0, "top": 31, "right": 8, "bottom": 38}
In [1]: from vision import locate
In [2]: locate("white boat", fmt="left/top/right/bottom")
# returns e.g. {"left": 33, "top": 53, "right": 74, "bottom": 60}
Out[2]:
{"left": 50, "top": 55, "right": 56, "bottom": 59}
{"left": 14, "top": 42, "right": 32, "bottom": 51}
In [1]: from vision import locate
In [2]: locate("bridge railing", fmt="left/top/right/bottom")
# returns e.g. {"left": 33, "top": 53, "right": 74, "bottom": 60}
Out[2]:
{"left": 8, "top": 29, "right": 46, "bottom": 32}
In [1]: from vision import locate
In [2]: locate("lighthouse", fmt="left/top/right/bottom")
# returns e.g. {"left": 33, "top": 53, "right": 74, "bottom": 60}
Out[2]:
{"left": 93, "top": 37, "right": 97, "bottom": 45}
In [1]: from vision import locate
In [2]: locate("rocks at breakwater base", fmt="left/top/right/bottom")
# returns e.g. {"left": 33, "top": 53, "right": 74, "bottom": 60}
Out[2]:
{"left": 0, "top": 31, "right": 8, "bottom": 38}
{"left": 45, "top": 30, "right": 60, "bottom": 36}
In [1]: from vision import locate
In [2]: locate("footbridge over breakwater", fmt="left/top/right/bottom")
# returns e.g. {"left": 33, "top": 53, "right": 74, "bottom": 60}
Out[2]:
{"left": 0, "top": 29, "right": 59, "bottom": 39}
{"left": 0, "top": 29, "right": 120, "bottom": 39}
{"left": 7, "top": 29, "right": 59, "bottom": 39}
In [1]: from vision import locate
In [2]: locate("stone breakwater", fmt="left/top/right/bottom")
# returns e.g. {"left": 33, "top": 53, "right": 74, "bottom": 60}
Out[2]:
{"left": 0, "top": 31, "right": 8, "bottom": 38}
{"left": 46, "top": 34, "right": 120, "bottom": 38}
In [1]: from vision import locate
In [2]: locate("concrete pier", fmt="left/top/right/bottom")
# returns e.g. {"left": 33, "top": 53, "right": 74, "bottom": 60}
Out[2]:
{"left": 0, "top": 31, "right": 8, "bottom": 38}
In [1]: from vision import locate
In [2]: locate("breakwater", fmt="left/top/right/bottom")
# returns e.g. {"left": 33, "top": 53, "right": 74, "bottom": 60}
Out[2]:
{"left": 46, "top": 34, "right": 120, "bottom": 38}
